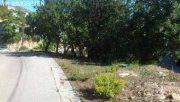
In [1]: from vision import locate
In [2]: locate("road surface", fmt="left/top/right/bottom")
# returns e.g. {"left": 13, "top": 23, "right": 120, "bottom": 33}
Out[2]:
{"left": 0, "top": 52, "right": 80, "bottom": 102}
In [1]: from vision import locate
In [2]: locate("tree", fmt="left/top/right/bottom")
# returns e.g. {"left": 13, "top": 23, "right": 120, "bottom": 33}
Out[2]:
{"left": 127, "top": 0, "right": 173, "bottom": 63}
{"left": 77, "top": 0, "right": 130, "bottom": 61}
{"left": 0, "top": 6, "right": 26, "bottom": 43}
{"left": 27, "top": 0, "right": 69, "bottom": 53}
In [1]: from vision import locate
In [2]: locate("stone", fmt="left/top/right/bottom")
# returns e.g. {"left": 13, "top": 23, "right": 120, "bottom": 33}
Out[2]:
{"left": 118, "top": 71, "right": 138, "bottom": 77}
{"left": 119, "top": 64, "right": 128, "bottom": 67}
{"left": 172, "top": 93, "right": 180, "bottom": 101}
{"left": 159, "top": 71, "right": 167, "bottom": 77}
{"left": 170, "top": 93, "right": 180, "bottom": 102}
{"left": 119, "top": 72, "right": 130, "bottom": 77}
{"left": 159, "top": 95, "right": 166, "bottom": 101}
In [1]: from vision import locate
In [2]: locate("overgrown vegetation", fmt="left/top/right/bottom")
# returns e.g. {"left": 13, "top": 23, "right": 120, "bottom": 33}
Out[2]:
{"left": 54, "top": 56, "right": 180, "bottom": 101}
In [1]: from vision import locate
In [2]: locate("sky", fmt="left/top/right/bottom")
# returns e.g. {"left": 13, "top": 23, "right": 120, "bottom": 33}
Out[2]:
{"left": 0, "top": 0, "right": 42, "bottom": 12}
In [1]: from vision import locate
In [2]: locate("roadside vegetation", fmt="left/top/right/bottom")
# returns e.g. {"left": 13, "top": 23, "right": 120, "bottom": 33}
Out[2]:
{"left": 54, "top": 56, "right": 180, "bottom": 101}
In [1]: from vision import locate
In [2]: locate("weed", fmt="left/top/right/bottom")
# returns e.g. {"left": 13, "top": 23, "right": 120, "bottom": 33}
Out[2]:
{"left": 69, "top": 68, "right": 90, "bottom": 81}
{"left": 168, "top": 73, "right": 179, "bottom": 81}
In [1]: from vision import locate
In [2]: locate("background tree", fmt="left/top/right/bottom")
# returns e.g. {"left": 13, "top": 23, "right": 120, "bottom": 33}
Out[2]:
{"left": 0, "top": 6, "right": 26, "bottom": 43}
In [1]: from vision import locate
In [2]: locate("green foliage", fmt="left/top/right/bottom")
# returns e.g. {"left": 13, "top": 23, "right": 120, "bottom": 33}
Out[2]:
{"left": 94, "top": 74, "right": 126, "bottom": 99}
{"left": 1, "top": 24, "right": 22, "bottom": 43}
{"left": 18, "top": 46, "right": 29, "bottom": 51}
{"left": 69, "top": 69, "right": 81, "bottom": 81}
{"left": 0, "top": 6, "right": 26, "bottom": 43}
{"left": 28, "top": 0, "right": 180, "bottom": 63}
{"left": 0, "top": 6, "right": 12, "bottom": 20}
{"left": 33, "top": 40, "right": 55, "bottom": 52}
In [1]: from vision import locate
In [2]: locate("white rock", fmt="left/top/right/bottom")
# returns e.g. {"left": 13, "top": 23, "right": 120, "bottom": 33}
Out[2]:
{"left": 119, "top": 72, "right": 130, "bottom": 77}
{"left": 119, "top": 64, "right": 128, "bottom": 67}
{"left": 159, "top": 71, "right": 167, "bottom": 77}
{"left": 118, "top": 71, "right": 138, "bottom": 77}
{"left": 159, "top": 95, "right": 166, "bottom": 101}
{"left": 172, "top": 93, "right": 180, "bottom": 102}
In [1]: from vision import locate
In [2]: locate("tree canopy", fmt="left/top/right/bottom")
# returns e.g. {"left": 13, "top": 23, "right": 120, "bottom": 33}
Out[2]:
{"left": 27, "top": 0, "right": 180, "bottom": 63}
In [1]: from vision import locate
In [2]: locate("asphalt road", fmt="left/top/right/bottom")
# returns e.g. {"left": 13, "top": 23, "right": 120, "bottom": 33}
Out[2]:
{"left": 0, "top": 52, "right": 80, "bottom": 102}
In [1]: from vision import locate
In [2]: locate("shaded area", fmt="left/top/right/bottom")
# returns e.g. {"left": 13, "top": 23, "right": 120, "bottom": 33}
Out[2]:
{"left": 5, "top": 51, "right": 180, "bottom": 73}
{"left": 160, "top": 56, "right": 180, "bottom": 73}
{"left": 5, "top": 51, "right": 49, "bottom": 58}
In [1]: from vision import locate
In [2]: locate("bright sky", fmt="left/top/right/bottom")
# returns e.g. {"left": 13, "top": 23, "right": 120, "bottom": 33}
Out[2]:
{"left": 0, "top": 0, "right": 42, "bottom": 12}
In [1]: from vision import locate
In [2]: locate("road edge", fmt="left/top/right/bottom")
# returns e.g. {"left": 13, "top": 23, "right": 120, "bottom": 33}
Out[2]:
{"left": 47, "top": 57, "right": 81, "bottom": 102}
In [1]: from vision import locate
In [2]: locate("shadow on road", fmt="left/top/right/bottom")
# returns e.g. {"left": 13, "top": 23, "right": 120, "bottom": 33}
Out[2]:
{"left": 4, "top": 51, "right": 50, "bottom": 58}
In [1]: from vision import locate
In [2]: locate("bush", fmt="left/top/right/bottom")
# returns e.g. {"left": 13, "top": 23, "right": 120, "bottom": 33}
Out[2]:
{"left": 94, "top": 74, "right": 126, "bottom": 99}
{"left": 33, "top": 40, "right": 55, "bottom": 52}
{"left": 18, "top": 46, "right": 29, "bottom": 51}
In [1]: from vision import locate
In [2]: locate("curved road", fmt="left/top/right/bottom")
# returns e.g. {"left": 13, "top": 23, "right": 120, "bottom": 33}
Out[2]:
{"left": 0, "top": 52, "right": 80, "bottom": 102}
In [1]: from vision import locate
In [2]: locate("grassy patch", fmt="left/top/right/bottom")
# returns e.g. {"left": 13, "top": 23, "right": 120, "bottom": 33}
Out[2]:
{"left": 55, "top": 57, "right": 112, "bottom": 78}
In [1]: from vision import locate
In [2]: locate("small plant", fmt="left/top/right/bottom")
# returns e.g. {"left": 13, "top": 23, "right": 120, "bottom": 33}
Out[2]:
{"left": 168, "top": 73, "right": 178, "bottom": 81}
{"left": 111, "top": 63, "right": 119, "bottom": 73}
{"left": 80, "top": 73, "right": 90, "bottom": 81}
{"left": 69, "top": 69, "right": 90, "bottom": 81}
{"left": 140, "top": 68, "right": 153, "bottom": 78}
{"left": 69, "top": 69, "right": 81, "bottom": 81}
{"left": 94, "top": 74, "right": 126, "bottom": 99}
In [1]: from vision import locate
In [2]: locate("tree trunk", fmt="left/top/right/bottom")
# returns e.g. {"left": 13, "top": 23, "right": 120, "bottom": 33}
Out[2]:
{"left": 71, "top": 44, "right": 76, "bottom": 57}
{"left": 63, "top": 44, "right": 67, "bottom": 55}
{"left": 56, "top": 37, "right": 60, "bottom": 54}
{"left": 45, "top": 37, "right": 51, "bottom": 52}
{"left": 79, "top": 45, "right": 84, "bottom": 57}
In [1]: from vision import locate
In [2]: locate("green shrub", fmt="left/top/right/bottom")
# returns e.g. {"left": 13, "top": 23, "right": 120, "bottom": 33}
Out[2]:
{"left": 18, "top": 46, "right": 29, "bottom": 51}
{"left": 94, "top": 74, "right": 126, "bottom": 99}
